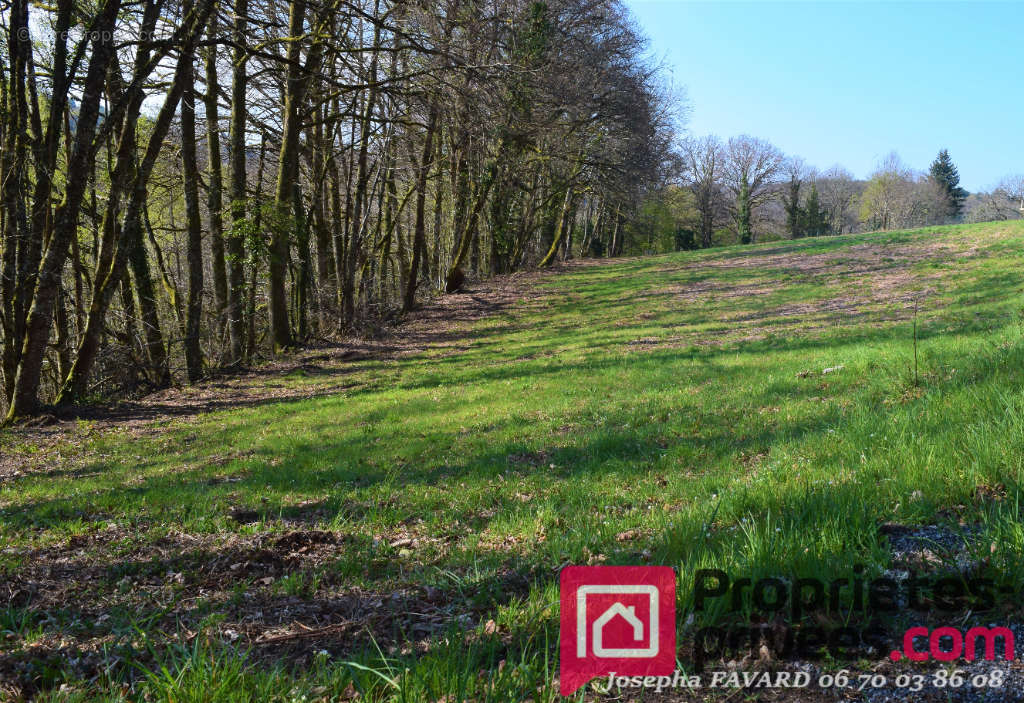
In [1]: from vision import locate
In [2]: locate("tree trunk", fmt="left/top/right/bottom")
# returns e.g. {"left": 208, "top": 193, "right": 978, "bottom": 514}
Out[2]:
{"left": 292, "top": 179, "right": 310, "bottom": 340}
{"left": 328, "top": 142, "right": 346, "bottom": 318}
{"left": 431, "top": 166, "right": 443, "bottom": 290}
{"left": 5, "top": 0, "right": 121, "bottom": 422}
{"left": 403, "top": 107, "right": 438, "bottom": 311}
{"left": 539, "top": 186, "right": 575, "bottom": 267}
{"left": 204, "top": 12, "right": 229, "bottom": 340}
{"left": 181, "top": 13, "right": 205, "bottom": 384}
{"left": 5, "top": 0, "right": 73, "bottom": 403}
{"left": 268, "top": 0, "right": 307, "bottom": 351}
{"left": 445, "top": 152, "right": 500, "bottom": 292}
{"left": 310, "top": 108, "right": 333, "bottom": 327}
{"left": 225, "top": 0, "right": 249, "bottom": 365}
{"left": 56, "top": 0, "right": 209, "bottom": 403}
{"left": 342, "top": 4, "right": 382, "bottom": 326}
{"left": 245, "top": 133, "right": 268, "bottom": 362}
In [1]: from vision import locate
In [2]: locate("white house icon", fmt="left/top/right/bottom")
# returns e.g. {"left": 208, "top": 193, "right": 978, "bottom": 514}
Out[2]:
{"left": 576, "top": 585, "right": 659, "bottom": 658}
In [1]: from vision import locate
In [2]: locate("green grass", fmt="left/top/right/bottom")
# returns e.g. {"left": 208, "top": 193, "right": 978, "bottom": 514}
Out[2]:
{"left": 4, "top": 220, "right": 1024, "bottom": 700}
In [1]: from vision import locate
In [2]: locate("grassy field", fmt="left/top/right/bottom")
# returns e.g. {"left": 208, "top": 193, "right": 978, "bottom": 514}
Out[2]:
{"left": 4, "top": 220, "right": 1024, "bottom": 701}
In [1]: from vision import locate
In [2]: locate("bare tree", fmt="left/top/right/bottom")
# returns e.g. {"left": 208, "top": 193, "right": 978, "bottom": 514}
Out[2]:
{"left": 915, "top": 176, "right": 953, "bottom": 226}
{"left": 781, "top": 157, "right": 809, "bottom": 238}
{"left": 681, "top": 136, "right": 725, "bottom": 248}
{"left": 964, "top": 191, "right": 1020, "bottom": 223}
{"left": 818, "top": 166, "right": 860, "bottom": 234}
{"left": 998, "top": 175, "right": 1024, "bottom": 211}
{"left": 859, "top": 152, "right": 915, "bottom": 231}
{"left": 722, "top": 135, "right": 784, "bottom": 243}
{"left": 963, "top": 175, "right": 1024, "bottom": 223}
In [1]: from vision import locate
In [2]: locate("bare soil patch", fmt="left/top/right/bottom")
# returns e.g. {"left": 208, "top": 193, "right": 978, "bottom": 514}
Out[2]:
{"left": 0, "top": 521, "right": 533, "bottom": 696}
{"left": 628, "top": 238, "right": 985, "bottom": 352}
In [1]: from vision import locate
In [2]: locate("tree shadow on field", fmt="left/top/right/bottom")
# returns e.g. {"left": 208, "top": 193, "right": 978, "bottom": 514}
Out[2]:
{"left": 7, "top": 278, "right": 1024, "bottom": 532}
{"left": 6, "top": 335, "right": 1024, "bottom": 696}
{"left": 0, "top": 525, "right": 543, "bottom": 697}
{"left": 1, "top": 383, "right": 835, "bottom": 532}
{"left": 2, "top": 442, "right": 993, "bottom": 699}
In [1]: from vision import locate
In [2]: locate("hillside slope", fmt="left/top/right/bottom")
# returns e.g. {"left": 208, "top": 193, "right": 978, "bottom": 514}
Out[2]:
{"left": 4, "top": 221, "right": 1024, "bottom": 700}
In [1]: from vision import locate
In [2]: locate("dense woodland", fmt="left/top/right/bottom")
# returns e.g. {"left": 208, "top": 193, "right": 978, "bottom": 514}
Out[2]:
{"left": 0, "top": 0, "right": 677, "bottom": 420}
{"left": 1, "top": 0, "right": 1022, "bottom": 421}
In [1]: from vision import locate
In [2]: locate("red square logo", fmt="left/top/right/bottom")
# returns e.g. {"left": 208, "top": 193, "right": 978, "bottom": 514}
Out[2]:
{"left": 559, "top": 566, "right": 676, "bottom": 695}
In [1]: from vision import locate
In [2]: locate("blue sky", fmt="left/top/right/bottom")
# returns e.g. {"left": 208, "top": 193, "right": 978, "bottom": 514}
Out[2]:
{"left": 624, "top": 1, "right": 1021, "bottom": 191}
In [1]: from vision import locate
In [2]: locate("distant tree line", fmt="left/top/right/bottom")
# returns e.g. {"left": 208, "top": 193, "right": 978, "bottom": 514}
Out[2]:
{"left": 625, "top": 142, "right": 1007, "bottom": 255}
{"left": 0, "top": 0, "right": 678, "bottom": 419}
{"left": 963, "top": 174, "right": 1024, "bottom": 224}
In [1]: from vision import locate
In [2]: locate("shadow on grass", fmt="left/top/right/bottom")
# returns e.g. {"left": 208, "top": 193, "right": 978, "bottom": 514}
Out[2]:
{"left": 5, "top": 287, "right": 1023, "bottom": 533}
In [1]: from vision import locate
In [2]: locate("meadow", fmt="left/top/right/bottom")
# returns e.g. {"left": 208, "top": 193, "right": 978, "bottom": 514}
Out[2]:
{"left": 3, "top": 220, "right": 1024, "bottom": 701}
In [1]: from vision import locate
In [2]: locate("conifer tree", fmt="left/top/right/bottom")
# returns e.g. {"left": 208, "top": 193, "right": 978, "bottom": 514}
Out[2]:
{"left": 802, "top": 184, "right": 829, "bottom": 237}
{"left": 929, "top": 149, "right": 968, "bottom": 218}
{"left": 784, "top": 176, "right": 803, "bottom": 238}
{"left": 736, "top": 176, "right": 753, "bottom": 244}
